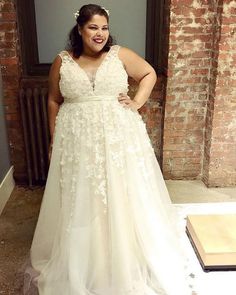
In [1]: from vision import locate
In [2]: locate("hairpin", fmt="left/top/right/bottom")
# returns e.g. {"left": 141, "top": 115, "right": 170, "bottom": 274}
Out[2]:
{"left": 73, "top": 6, "right": 109, "bottom": 20}
{"left": 74, "top": 10, "right": 80, "bottom": 19}
{"left": 101, "top": 7, "right": 110, "bottom": 16}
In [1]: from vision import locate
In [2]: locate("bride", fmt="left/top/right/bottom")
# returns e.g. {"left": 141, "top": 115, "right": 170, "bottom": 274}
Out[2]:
{"left": 24, "top": 4, "right": 196, "bottom": 295}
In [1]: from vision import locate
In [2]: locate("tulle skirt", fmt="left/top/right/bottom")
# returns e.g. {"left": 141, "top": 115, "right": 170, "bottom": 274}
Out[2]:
{"left": 24, "top": 99, "right": 194, "bottom": 295}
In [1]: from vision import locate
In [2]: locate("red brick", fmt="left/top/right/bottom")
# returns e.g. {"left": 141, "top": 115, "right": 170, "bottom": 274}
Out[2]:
{"left": 0, "top": 11, "right": 16, "bottom": 20}
{"left": 191, "top": 8, "right": 207, "bottom": 17}
{"left": 0, "top": 48, "right": 16, "bottom": 57}
{"left": 1, "top": 63, "right": 19, "bottom": 76}
{"left": 191, "top": 68, "right": 209, "bottom": 75}
{"left": 0, "top": 56, "right": 18, "bottom": 65}
{"left": 223, "top": 16, "right": 236, "bottom": 25}
{"left": 0, "top": 22, "right": 16, "bottom": 31}
{"left": 191, "top": 50, "right": 211, "bottom": 58}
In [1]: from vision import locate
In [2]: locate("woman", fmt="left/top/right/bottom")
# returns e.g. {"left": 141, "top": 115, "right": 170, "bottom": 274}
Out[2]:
{"left": 26, "top": 4, "right": 196, "bottom": 295}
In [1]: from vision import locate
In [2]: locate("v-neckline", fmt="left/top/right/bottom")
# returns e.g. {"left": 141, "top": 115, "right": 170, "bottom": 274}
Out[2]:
{"left": 66, "top": 47, "right": 113, "bottom": 91}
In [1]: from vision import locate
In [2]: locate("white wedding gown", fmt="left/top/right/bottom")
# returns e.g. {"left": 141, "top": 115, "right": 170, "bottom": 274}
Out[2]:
{"left": 26, "top": 45, "right": 195, "bottom": 295}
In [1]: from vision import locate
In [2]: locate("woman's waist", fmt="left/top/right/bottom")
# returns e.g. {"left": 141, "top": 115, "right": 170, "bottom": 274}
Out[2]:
{"left": 63, "top": 95, "right": 118, "bottom": 104}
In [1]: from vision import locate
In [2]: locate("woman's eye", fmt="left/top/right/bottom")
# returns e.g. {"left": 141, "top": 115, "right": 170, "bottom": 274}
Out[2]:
{"left": 88, "top": 26, "right": 108, "bottom": 31}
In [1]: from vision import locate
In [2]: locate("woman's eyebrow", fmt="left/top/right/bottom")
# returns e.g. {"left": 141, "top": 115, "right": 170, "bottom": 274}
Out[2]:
{"left": 88, "top": 23, "right": 108, "bottom": 27}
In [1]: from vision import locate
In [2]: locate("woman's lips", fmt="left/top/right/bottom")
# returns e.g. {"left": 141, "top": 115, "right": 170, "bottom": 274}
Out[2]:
{"left": 93, "top": 38, "right": 104, "bottom": 44}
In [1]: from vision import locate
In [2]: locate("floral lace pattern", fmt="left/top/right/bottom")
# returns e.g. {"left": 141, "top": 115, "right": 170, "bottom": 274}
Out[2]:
{"left": 55, "top": 45, "right": 156, "bottom": 231}
{"left": 58, "top": 45, "right": 129, "bottom": 100}
{"left": 55, "top": 99, "right": 155, "bottom": 231}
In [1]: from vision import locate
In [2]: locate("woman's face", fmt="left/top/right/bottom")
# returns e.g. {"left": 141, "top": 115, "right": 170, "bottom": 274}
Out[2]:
{"left": 79, "top": 14, "right": 109, "bottom": 54}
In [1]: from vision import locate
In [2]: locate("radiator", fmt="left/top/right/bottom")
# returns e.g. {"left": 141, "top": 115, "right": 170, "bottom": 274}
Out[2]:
{"left": 19, "top": 87, "right": 50, "bottom": 186}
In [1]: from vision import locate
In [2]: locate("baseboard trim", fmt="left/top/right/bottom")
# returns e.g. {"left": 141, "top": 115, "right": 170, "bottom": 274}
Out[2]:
{"left": 0, "top": 166, "right": 15, "bottom": 216}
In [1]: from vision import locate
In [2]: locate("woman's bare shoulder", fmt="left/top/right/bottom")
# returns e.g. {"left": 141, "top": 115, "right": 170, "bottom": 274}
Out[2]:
{"left": 49, "top": 53, "right": 63, "bottom": 76}
{"left": 52, "top": 55, "right": 62, "bottom": 67}
{"left": 118, "top": 46, "right": 142, "bottom": 63}
{"left": 118, "top": 46, "right": 132, "bottom": 53}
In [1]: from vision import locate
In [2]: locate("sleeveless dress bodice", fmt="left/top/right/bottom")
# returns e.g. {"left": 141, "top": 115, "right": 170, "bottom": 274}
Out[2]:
{"left": 58, "top": 45, "right": 129, "bottom": 103}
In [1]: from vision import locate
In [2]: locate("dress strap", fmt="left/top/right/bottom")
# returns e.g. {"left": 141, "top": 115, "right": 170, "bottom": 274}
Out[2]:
{"left": 110, "top": 45, "right": 120, "bottom": 56}
{"left": 58, "top": 50, "right": 70, "bottom": 60}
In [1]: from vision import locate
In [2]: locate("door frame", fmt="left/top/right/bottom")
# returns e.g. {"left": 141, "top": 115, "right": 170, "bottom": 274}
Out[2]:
{"left": 16, "top": 0, "right": 168, "bottom": 76}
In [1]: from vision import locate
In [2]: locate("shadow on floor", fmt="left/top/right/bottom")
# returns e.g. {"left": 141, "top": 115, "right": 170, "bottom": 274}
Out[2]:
{"left": 0, "top": 186, "right": 44, "bottom": 295}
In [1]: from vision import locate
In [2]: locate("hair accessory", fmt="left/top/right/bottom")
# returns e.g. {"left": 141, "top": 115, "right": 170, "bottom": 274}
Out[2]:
{"left": 74, "top": 10, "right": 80, "bottom": 19}
{"left": 73, "top": 6, "right": 109, "bottom": 20}
{"left": 101, "top": 7, "right": 110, "bottom": 16}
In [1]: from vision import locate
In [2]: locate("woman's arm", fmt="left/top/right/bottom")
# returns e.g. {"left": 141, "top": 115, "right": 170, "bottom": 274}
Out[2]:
{"left": 48, "top": 55, "right": 64, "bottom": 160}
{"left": 118, "top": 47, "right": 157, "bottom": 111}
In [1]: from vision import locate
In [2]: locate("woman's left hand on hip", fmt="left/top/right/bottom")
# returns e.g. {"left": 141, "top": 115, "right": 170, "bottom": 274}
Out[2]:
{"left": 118, "top": 93, "right": 140, "bottom": 111}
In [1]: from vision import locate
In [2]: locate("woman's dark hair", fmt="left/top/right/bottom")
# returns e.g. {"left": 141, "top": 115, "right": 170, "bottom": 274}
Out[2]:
{"left": 66, "top": 4, "right": 114, "bottom": 58}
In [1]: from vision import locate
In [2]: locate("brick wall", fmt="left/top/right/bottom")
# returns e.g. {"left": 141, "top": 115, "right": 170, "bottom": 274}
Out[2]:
{"left": 163, "top": 0, "right": 214, "bottom": 179}
{"left": 0, "top": 0, "right": 26, "bottom": 183}
{"left": 163, "top": 0, "right": 236, "bottom": 186}
{"left": 204, "top": 0, "right": 236, "bottom": 186}
{"left": 202, "top": 1, "right": 223, "bottom": 186}
{"left": 1, "top": 0, "right": 235, "bottom": 186}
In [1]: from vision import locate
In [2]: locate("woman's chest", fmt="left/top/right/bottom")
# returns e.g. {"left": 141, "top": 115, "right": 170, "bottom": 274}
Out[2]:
{"left": 59, "top": 58, "right": 128, "bottom": 97}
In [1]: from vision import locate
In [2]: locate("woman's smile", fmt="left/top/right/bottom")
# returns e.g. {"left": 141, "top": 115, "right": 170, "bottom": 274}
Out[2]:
{"left": 79, "top": 14, "right": 109, "bottom": 53}
{"left": 92, "top": 37, "right": 105, "bottom": 44}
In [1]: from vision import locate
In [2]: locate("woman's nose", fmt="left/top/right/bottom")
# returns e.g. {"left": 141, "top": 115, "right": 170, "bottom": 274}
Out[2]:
{"left": 96, "top": 29, "right": 103, "bottom": 36}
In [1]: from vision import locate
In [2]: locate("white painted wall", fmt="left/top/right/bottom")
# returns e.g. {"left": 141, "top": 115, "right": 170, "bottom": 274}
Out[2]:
{"left": 35, "top": 0, "right": 147, "bottom": 63}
